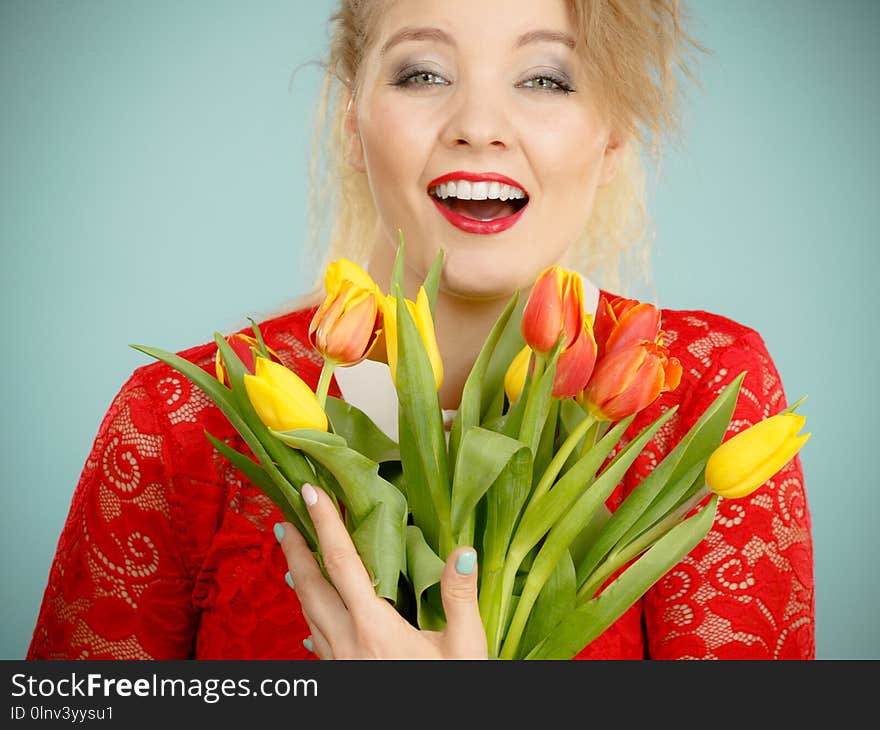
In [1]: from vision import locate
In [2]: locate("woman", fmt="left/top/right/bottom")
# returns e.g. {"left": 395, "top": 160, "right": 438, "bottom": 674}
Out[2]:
{"left": 28, "top": 0, "right": 814, "bottom": 660}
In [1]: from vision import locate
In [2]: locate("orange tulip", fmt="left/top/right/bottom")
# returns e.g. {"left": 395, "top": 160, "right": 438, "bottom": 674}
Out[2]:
{"left": 593, "top": 292, "right": 662, "bottom": 360}
{"left": 581, "top": 341, "right": 682, "bottom": 421}
{"left": 215, "top": 333, "right": 282, "bottom": 387}
{"left": 309, "top": 279, "right": 381, "bottom": 366}
{"left": 521, "top": 266, "right": 584, "bottom": 355}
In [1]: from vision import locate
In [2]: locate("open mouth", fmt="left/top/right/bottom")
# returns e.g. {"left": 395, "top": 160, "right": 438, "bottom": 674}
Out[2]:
{"left": 428, "top": 180, "right": 529, "bottom": 222}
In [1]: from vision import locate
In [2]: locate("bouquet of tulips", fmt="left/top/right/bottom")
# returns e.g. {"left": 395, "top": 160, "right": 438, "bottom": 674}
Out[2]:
{"left": 133, "top": 239, "right": 809, "bottom": 659}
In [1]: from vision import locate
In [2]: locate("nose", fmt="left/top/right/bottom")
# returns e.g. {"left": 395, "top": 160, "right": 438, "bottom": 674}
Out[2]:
{"left": 440, "top": 83, "right": 512, "bottom": 152}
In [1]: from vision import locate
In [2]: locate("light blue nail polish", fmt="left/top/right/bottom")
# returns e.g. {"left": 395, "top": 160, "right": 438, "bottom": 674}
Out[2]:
{"left": 303, "top": 638, "right": 314, "bottom": 653}
{"left": 285, "top": 571, "right": 295, "bottom": 590}
{"left": 455, "top": 550, "right": 477, "bottom": 575}
{"left": 273, "top": 523, "right": 285, "bottom": 543}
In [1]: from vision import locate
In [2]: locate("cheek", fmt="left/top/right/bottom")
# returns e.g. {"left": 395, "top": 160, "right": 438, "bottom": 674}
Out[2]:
{"left": 358, "top": 96, "right": 435, "bottom": 200}
{"left": 525, "top": 109, "right": 609, "bottom": 201}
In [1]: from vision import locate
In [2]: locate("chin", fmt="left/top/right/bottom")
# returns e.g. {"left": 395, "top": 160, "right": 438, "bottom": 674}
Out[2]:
{"left": 439, "top": 250, "right": 536, "bottom": 301}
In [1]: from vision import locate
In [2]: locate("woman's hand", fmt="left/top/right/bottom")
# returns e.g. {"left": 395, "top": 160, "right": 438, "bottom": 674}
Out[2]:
{"left": 275, "top": 483, "right": 488, "bottom": 660}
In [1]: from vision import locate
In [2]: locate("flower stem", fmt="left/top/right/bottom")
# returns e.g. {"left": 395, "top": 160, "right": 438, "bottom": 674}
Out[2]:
{"left": 316, "top": 359, "right": 335, "bottom": 409}
{"left": 526, "top": 412, "right": 596, "bottom": 513}
{"left": 575, "top": 484, "right": 712, "bottom": 603}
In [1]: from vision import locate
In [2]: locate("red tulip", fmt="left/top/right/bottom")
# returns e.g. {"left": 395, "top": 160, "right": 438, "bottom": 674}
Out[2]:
{"left": 521, "top": 266, "right": 584, "bottom": 355}
{"left": 593, "top": 292, "right": 662, "bottom": 360}
{"left": 552, "top": 318, "right": 598, "bottom": 398}
{"left": 581, "top": 341, "right": 682, "bottom": 421}
{"left": 215, "top": 333, "right": 282, "bottom": 387}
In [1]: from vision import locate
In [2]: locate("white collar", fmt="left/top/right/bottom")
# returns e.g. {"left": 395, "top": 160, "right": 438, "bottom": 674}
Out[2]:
{"left": 333, "top": 275, "right": 600, "bottom": 443}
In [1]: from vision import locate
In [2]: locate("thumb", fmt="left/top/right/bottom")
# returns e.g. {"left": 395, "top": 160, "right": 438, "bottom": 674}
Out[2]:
{"left": 440, "top": 547, "right": 488, "bottom": 659}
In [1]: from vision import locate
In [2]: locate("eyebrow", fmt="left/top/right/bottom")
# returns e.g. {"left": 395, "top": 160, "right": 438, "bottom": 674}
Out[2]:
{"left": 379, "top": 26, "right": 576, "bottom": 56}
{"left": 380, "top": 27, "right": 455, "bottom": 56}
{"left": 515, "top": 29, "right": 576, "bottom": 50}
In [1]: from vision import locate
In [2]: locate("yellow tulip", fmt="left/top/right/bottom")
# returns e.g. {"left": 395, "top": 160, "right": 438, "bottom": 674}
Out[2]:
{"left": 382, "top": 288, "right": 443, "bottom": 391}
{"left": 324, "top": 258, "right": 381, "bottom": 298}
{"left": 504, "top": 345, "right": 532, "bottom": 403}
{"left": 705, "top": 412, "right": 810, "bottom": 499}
{"left": 243, "top": 357, "right": 328, "bottom": 433}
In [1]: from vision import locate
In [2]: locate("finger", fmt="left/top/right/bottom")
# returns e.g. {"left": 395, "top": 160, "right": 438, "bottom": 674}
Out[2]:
{"left": 301, "top": 483, "right": 379, "bottom": 613}
{"left": 440, "top": 547, "right": 488, "bottom": 659}
{"left": 276, "top": 520, "right": 351, "bottom": 641}
{"left": 301, "top": 611, "right": 333, "bottom": 660}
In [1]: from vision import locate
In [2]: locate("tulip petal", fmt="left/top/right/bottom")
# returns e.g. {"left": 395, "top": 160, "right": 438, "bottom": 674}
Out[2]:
{"left": 324, "top": 258, "right": 378, "bottom": 296}
{"left": 604, "top": 303, "right": 661, "bottom": 356}
{"left": 710, "top": 432, "right": 810, "bottom": 500}
{"left": 249, "top": 359, "right": 328, "bottom": 432}
{"left": 553, "top": 324, "right": 597, "bottom": 399}
{"left": 522, "top": 267, "right": 565, "bottom": 354}
{"left": 505, "top": 345, "right": 532, "bottom": 403}
{"left": 706, "top": 413, "right": 806, "bottom": 496}
{"left": 583, "top": 344, "right": 648, "bottom": 419}
{"left": 599, "top": 354, "right": 664, "bottom": 421}
{"left": 413, "top": 287, "right": 444, "bottom": 390}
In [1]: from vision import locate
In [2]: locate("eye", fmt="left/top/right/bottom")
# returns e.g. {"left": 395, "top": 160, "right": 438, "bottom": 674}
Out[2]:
{"left": 391, "top": 67, "right": 449, "bottom": 89}
{"left": 518, "top": 73, "right": 575, "bottom": 95}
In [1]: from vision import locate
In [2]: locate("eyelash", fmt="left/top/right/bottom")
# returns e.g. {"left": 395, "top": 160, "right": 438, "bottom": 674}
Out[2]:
{"left": 391, "top": 68, "right": 575, "bottom": 95}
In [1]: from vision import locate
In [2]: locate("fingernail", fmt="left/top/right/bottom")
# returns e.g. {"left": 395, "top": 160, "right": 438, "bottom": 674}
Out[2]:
{"left": 302, "top": 483, "right": 318, "bottom": 507}
{"left": 303, "top": 637, "right": 314, "bottom": 653}
{"left": 455, "top": 550, "right": 477, "bottom": 576}
{"left": 285, "top": 571, "right": 295, "bottom": 590}
{"left": 273, "top": 522, "right": 285, "bottom": 543}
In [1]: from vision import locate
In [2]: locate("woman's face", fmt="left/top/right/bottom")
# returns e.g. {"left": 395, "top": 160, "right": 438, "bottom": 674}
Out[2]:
{"left": 352, "top": 0, "right": 624, "bottom": 299}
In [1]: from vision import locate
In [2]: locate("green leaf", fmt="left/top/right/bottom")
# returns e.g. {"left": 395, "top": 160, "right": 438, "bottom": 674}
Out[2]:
{"left": 423, "top": 249, "right": 445, "bottom": 316}
{"left": 573, "top": 372, "right": 744, "bottom": 587}
{"left": 780, "top": 394, "right": 807, "bottom": 415}
{"left": 325, "top": 396, "right": 400, "bottom": 463}
{"left": 478, "top": 442, "right": 534, "bottom": 654}
{"left": 567, "top": 503, "right": 612, "bottom": 570}
{"left": 507, "top": 415, "right": 635, "bottom": 570}
{"left": 480, "top": 294, "right": 526, "bottom": 422}
{"left": 392, "top": 230, "right": 406, "bottom": 292}
{"left": 532, "top": 400, "right": 560, "bottom": 487}
{"left": 613, "top": 460, "right": 705, "bottom": 553}
{"left": 519, "top": 549, "right": 576, "bottom": 659}
{"left": 405, "top": 526, "right": 447, "bottom": 631}
{"left": 450, "top": 427, "right": 530, "bottom": 544}
{"left": 247, "top": 317, "right": 272, "bottom": 360}
{"left": 518, "top": 338, "right": 563, "bottom": 455}
{"left": 525, "top": 496, "right": 719, "bottom": 659}
{"left": 558, "top": 399, "right": 595, "bottom": 472}
{"left": 449, "top": 292, "right": 519, "bottom": 472}
{"left": 273, "top": 429, "right": 408, "bottom": 601}
{"left": 350, "top": 502, "right": 403, "bottom": 602}
{"left": 498, "top": 406, "right": 678, "bottom": 659}
{"left": 394, "top": 291, "right": 453, "bottom": 556}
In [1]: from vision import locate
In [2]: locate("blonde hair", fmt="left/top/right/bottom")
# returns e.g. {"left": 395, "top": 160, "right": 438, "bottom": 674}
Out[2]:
{"left": 299, "top": 0, "right": 704, "bottom": 305}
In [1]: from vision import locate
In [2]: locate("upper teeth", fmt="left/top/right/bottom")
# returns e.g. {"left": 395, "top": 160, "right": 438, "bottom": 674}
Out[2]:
{"left": 431, "top": 180, "right": 526, "bottom": 201}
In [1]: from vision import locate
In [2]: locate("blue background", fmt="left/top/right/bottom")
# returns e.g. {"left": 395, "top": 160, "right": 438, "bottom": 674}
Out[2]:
{"left": 2, "top": 0, "right": 877, "bottom": 659}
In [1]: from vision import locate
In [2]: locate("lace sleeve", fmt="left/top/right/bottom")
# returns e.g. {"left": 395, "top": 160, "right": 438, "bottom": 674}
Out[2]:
{"left": 27, "top": 369, "right": 199, "bottom": 659}
{"left": 642, "top": 329, "right": 815, "bottom": 659}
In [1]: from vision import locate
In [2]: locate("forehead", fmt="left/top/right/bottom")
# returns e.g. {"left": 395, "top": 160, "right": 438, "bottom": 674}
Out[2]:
{"left": 372, "top": 0, "right": 575, "bottom": 53}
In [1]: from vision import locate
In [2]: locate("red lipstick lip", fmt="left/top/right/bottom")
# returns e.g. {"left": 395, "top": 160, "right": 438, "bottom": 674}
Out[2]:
{"left": 430, "top": 196, "right": 527, "bottom": 235}
{"left": 426, "top": 170, "right": 528, "bottom": 195}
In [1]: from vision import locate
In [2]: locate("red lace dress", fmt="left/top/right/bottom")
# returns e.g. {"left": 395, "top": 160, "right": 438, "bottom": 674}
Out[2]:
{"left": 27, "top": 305, "right": 815, "bottom": 660}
